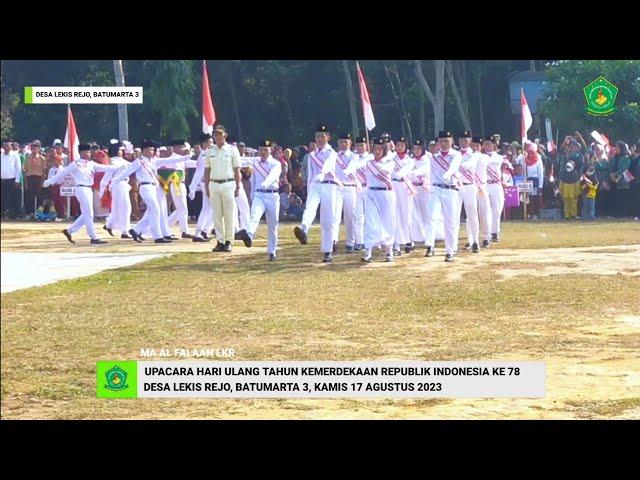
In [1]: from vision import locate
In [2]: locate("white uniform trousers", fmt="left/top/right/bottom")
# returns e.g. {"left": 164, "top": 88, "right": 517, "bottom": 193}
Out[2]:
{"left": 156, "top": 186, "right": 172, "bottom": 237}
{"left": 355, "top": 187, "right": 367, "bottom": 246}
{"left": 393, "top": 180, "right": 414, "bottom": 247}
{"left": 68, "top": 186, "right": 97, "bottom": 239}
{"left": 477, "top": 185, "right": 492, "bottom": 242}
{"left": 234, "top": 186, "right": 250, "bottom": 232}
{"left": 411, "top": 189, "right": 429, "bottom": 243}
{"left": 332, "top": 184, "right": 357, "bottom": 247}
{"left": 134, "top": 184, "right": 163, "bottom": 240}
{"left": 209, "top": 181, "right": 236, "bottom": 243}
{"left": 459, "top": 184, "right": 479, "bottom": 245}
{"left": 196, "top": 189, "right": 214, "bottom": 236}
{"left": 487, "top": 183, "right": 505, "bottom": 235}
{"left": 425, "top": 185, "right": 459, "bottom": 255}
{"left": 300, "top": 181, "right": 337, "bottom": 253}
{"left": 105, "top": 180, "right": 131, "bottom": 233}
{"left": 364, "top": 188, "right": 396, "bottom": 249}
{"left": 248, "top": 191, "right": 280, "bottom": 255}
{"left": 167, "top": 182, "right": 190, "bottom": 234}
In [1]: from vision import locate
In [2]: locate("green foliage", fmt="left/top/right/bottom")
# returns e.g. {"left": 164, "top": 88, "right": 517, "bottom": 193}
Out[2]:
{"left": 1, "top": 76, "right": 20, "bottom": 138}
{"left": 540, "top": 60, "right": 640, "bottom": 142}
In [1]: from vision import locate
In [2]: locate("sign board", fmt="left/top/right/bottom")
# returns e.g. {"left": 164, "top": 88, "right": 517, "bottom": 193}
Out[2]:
{"left": 516, "top": 181, "right": 534, "bottom": 194}
{"left": 60, "top": 186, "right": 76, "bottom": 197}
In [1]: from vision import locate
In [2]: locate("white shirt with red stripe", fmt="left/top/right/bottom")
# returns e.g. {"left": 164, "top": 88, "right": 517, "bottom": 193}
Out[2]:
{"left": 458, "top": 148, "right": 479, "bottom": 185}
{"left": 239, "top": 155, "right": 282, "bottom": 192}
{"left": 390, "top": 152, "right": 415, "bottom": 180}
{"left": 362, "top": 158, "right": 394, "bottom": 189}
{"left": 430, "top": 149, "right": 462, "bottom": 186}
{"left": 409, "top": 153, "right": 432, "bottom": 187}
{"left": 485, "top": 151, "right": 505, "bottom": 184}
{"left": 307, "top": 143, "right": 338, "bottom": 186}
{"left": 334, "top": 149, "right": 356, "bottom": 185}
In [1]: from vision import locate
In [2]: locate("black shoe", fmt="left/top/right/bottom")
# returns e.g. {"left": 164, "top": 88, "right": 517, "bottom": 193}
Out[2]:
{"left": 62, "top": 229, "right": 75, "bottom": 244}
{"left": 201, "top": 231, "right": 209, "bottom": 240}
{"left": 444, "top": 253, "right": 454, "bottom": 262}
{"left": 472, "top": 243, "right": 479, "bottom": 253}
{"left": 169, "top": 234, "right": 178, "bottom": 240}
{"left": 268, "top": 253, "right": 276, "bottom": 261}
{"left": 181, "top": 232, "right": 194, "bottom": 239}
{"left": 192, "top": 236, "right": 208, "bottom": 242}
{"left": 410, "top": 244, "right": 415, "bottom": 252}
{"left": 163, "top": 236, "right": 173, "bottom": 241}
{"left": 224, "top": 241, "right": 232, "bottom": 252}
{"left": 464, "top": 242, "right": 471, "bottom": 250}
{"left": 491, "top": 233, "right": 499, "bottom": 243}
{"left": 354, "top": 244, "right": 363, "bottom": 252}
{"left": 361, "top": 256, "right": 372, "bottom": 263}
{"left": 212, "top": 242, "right": 225, "bottom": 252}
{"left": 482, "top": 239, "right": 490, "bottom": 248}
{"left": 323, "top": 253, "right": 333, "bottom": 263}
{"left": 332, "top": 241, "right": 337, "bottom": 253}
{"left": 154, "top": 238, "right": 171, "bottom": 243}
{"left": 121, "top": 233, "right": 131, "bottom": 239}
{"left": 138, "top": 233, "right": 145, "bottom": 241}
{"left": 238, "top": 229, "right": 252, "bottom": 247}
{"left": 90, "top": 238, "right": 108, "bottom": 245}
{"left": 404, "top": 244, "right": 412, "bottom": 254}
{"left": 424, "top": 246, "right": 433, "bottom": 257}
{"left": 128, "top": 229, "right": 142, "bottom": 243}
{"left": 210, "top": 228, "right": 216, "bottom": 236}
{"left": 103, "top": 225, "right": 114, "bottom": 237}
{"left": 386, "top": 253, "right": 393, "bottom": 262}
{"left": 234, "top": 231, "right": 242, "bottom": 240}
{"left": 294, "top": 226, "right": 308, "bottom": 245}
{"left": 345, "top": 245, "right": 354, "bottom": 253}
{"left": 394, "top": 249, "right": 402, "bottom": 257}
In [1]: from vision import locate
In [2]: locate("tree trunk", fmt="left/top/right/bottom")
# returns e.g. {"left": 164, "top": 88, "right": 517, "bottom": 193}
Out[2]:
{"left": 392, "top": 63, "right": 413, "bottom": 142}
{"left": 433, "top": 60, "right": 445, "bottom": 136}
{"left": 384, "top": 63, "right": 406, "bottom": 136}
{"left": 445, "top": 60, "right": 471, "bottom": 131}
{"left": 342, "top": 60, "right": 359, "bottom": 137}
{"left": 228, "top": 62, "right": 243, "bottom": 141}
{"left": 418, "top": 85, "right": 426, "bottom": 140}
{"left": 281, "top": 77, "right": 295, "bottom": 140}
{"left": 113, "top": 60, "right": 129, "bottom": 141}
{"left": 476, "top": 70, "right": 485, "bottom": 136}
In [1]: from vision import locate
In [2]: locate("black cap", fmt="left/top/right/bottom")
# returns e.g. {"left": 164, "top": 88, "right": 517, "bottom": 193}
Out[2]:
{"left": 459, "top": 130, "right": 472, "bottom": 138}
{"left": 354, "top": 135, "right": 367, "bottom": 144}
{"left": 438, "top": 131, "right": 452, "bottom": 139}
{"left": 78, "top": 144, "right": 92, "bottom": 152}
{"left": 373, "top": 137, "right": 386, "bottom": 145}
{"left": 483, "top": 135, "right": 496, "bottom": 144}
{"left": 316, "top": 124, "right": 330, "bottom": 134}
{"left": 90, "top": 143, "right": 101, "bottom": 150}
{"left": 471, "top": 136, "right": 483, "bottom": 144}
{"left": 212, "top": 124, "right": 227, "bottom": 134}
{"left": 396, "top": 136, "right": 408, "bottom": 144}
{"left": 141, "top": 140, "right": 158, "bottom": 149}
{"left": 381, "top": 132, "right": 391, "bottom": 139}
{"left": 259, "top": 139, "right": 273, "bottom": 148}
{"left": 339, "top": 132, "right": 352, "bottom": 141}
{"left": 414, "top": 139, "right": 424, "bottom": 147}
{"left": 199, "top": 133, "right": 212, "bottom": 143}
{"left": 107, "top": 142, "right": 123, "bottom": 157}
{"left": 170, "top": 139, "right": 185, "bottom": 146}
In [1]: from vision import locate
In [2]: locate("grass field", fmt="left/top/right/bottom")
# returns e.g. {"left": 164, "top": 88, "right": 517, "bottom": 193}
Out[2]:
{"left": 1, "top": 220, "right": 639, "bottom": 419}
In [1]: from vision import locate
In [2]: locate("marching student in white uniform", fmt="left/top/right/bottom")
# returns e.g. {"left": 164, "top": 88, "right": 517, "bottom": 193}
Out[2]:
{"left": 409, "top": 139, "right": 431, "bottom": 251}
{"left": 156, "top": 139, "right": 197, "bottom": 239}
{"left": 483, "top": 135, "right": 506, "bottom": 243}
{"left": 456, "top": 131, "right": 481, "bottom": 253}
{"left": 188, "top": 133, "right": 215, "bottom": 242}
{"left": 354, "top": 137, "right": 398, "bottom": 263}
{"left": 332, "top": 133, "right": 357, "bottom": 253}
{"left": 473, "top": 136, "right": 492, "bottom": 248}
{"left": 111, "top": 140, "right": 172, "bottom": 244}
{"left": 351, "top": 135, "right": 372, "bottom": 252}
{"left": 44, "top": 143, "right": 119, "bottom": 244}
{"left": 236, "top": 139, "right": 282, "bottom": 260}
{"left": 99, "top": 140, "right": 132, "bottom": 239}
{"left": 293, "top": 124, "right": 339, "bottom": 263}
{"left": 390, "top": 136, "right": 417, "bottom": 256}
{"left": 424, "top": 131, "right": 462, "bottom": 262}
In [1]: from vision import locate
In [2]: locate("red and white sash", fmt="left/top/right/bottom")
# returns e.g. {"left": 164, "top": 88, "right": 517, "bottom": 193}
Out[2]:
{"left": 253, "top": 159, "right": 270, "bottom": 181}
{"left": 433, "top": 152, "right": 451, "bottom": 173}
{"left": 393, "top": 156, "right": 418, "bottom": 196}
{"left": 459, "top": 164, "right": 475, "bottom": 184}
{"left": 367, "top": 161, "right": 393, "bottom": 190}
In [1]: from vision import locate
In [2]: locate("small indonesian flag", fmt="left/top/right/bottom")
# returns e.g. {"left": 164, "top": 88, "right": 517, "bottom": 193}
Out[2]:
{"left": 356, "top": 61, "right": 376, "bottom": 131}
{"left": 202, "top": 60, "right": 216, "bottom": 134}
{"left": 521, "top": 88, "right": 532, "bottom": 144}
{"left": 63, "top": 105, "right": 79, "bottom": 162}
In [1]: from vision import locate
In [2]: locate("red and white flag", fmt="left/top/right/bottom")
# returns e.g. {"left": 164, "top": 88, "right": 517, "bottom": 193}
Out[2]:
{"left": 521, "top": 88, "right": 532, "bottom": 144}
{"left": 356, "top": 61, "right": 376, "bottom": 131}
{"left": 202, "top": 60, "right": 216, "bottom": 134}
{"left": 63, "top": 105, "right": 79, "bottom": 162}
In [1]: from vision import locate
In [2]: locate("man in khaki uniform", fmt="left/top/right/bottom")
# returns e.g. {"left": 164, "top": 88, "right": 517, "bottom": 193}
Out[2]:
{"left": 204, "top": 124, "right": 243, "bottom": 252}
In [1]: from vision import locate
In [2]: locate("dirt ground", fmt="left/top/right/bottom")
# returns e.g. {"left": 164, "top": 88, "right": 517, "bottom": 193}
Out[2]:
{"left": 1, "top": 220, "right": 639, "bottom": 419}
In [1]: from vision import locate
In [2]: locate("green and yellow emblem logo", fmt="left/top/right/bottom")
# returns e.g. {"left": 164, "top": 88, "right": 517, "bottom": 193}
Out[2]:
{"left": 105, "top": 365, "right": 129, "bottom": 391}
{"left": 584, "top": 76, "right": 618, "bottom": 116}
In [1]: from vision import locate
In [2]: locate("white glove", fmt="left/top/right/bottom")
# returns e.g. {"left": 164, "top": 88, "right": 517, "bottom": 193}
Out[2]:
{"left": 313, "top": 173, "right": 324, "bottom": 183}
{"left": 188, "top": 188, "right": 195, "bottom": 201}
{"left": 43, "top": 180, "right": 51, "bottom": 188}
{"left": 260, "top": 181, "right": 270, "bottom": 189}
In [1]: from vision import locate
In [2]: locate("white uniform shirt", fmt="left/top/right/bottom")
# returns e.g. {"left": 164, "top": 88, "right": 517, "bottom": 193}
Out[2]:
{"left": 46, "top": 159, "right": 118, "bottom": 186}
{"left": 1, "top": 152, "right": 22, "bottom": 181}
{"left": 306, "top": 143, "right": 337, "bottom": 187}
{"left": 409, "top": 154, "right": 432, "bottom": 186}
{"left": 526, "top": 157, "right": 545, "bottom": 189}
{"left": 458, "top": 148, "right": 479, "bottom": 185}
{"left": 430, "top": 149, "right": 462, "bottom": 185}
{"left": 390, "top": 153, "right": 415, "bottom": 181}
{"left": 362, "top": 158, "right": 395, "bottom": 189}
{"left": 239, "top": 155, "right": 282, "bottom": 192}
{"left": 485, "top": 151, "right": 505, "bottom": 184}
{"left": 112, "top": 156, "right": 162, "bottom": 185}
{"left": 474, "top": 152, "right": 490, "bottom": 184}
{"left": 335, "top": 149, "right": 356, "bottom": 185}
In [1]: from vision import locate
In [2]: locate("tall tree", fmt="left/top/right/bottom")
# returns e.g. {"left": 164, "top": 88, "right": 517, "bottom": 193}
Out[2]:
{"left": 413, "top": 60, "right": 445, "bottom": 136}
{"left": 342, "top": 60, "right": 359, "bottom": 136}
{"left": 1, "top": 75, "right": 19, "bottom": 139}
{"left": 445, "top": 60, "right": 471, "bottom": 130}
{"left": 113, "top": 60, "right": 129, "bottom": 140}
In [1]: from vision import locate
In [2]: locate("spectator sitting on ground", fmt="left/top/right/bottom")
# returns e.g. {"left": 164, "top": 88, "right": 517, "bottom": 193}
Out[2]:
{"left": 279, "top": 183, "right": 292, "bottom": 220}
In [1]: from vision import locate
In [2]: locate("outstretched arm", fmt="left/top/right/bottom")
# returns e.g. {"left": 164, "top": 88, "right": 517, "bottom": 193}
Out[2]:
{"left": 44, "top": 162, "right": 76, "bottom": 187}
